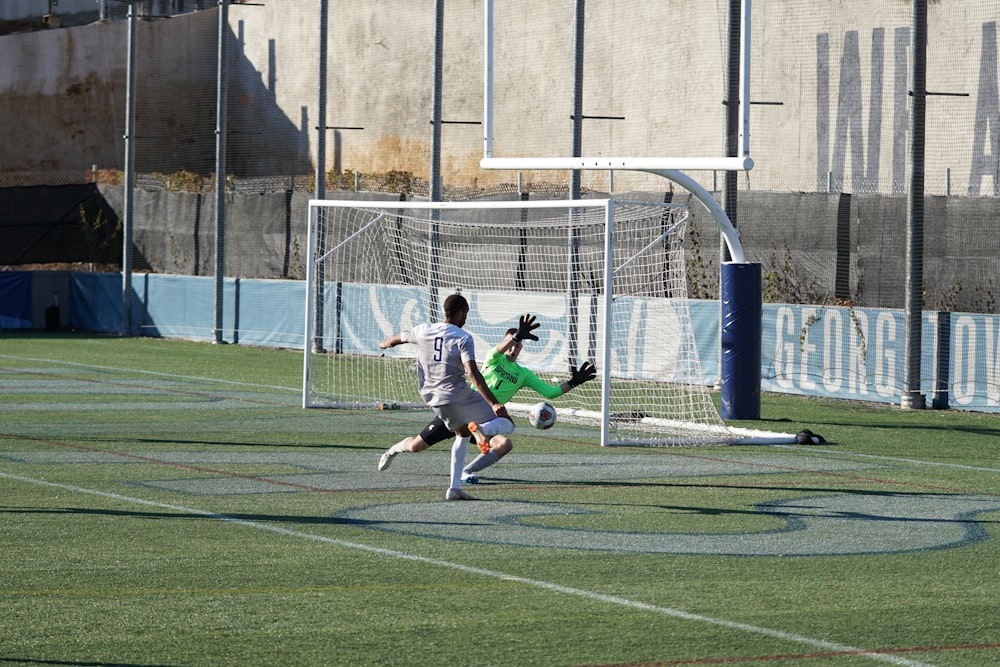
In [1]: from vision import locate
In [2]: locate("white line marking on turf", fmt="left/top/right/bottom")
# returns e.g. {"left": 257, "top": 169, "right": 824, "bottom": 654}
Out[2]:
{"left": 1, "top": 471, "right": 935, "bottom": 667}
{"left": 0, "top": 354, "right": 298, "bottom": 394}
{"left": 773, "top": 444, "right": 1000, "bottom": 475}
{"left": 3, "top": 352, "right": 997, "bottom": 479}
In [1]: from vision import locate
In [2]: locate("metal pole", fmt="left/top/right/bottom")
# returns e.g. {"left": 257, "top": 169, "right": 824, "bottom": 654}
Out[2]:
{"left": 121, "top": 2, "right": 137, "bottom": 336}
{"left": 567, "top": 0, "right": 584, "bottom": 364}
{"left": 430, "top": 0, "right": 443, "bottom": 203}
{"left": 428, "top": 0, "right": 445, "bottom": 316}
{"left": 721, "top": 0, "right": 741, "bottom": 265}
{"left": 739, "top": 0, "right": 752, "bottom": 158}
{"left": 482, "top": 0, "right": 494, "bottom": 159}
{"left": 599, "top": 200, "right": 614, "bottom": 446}
{"left": 717, "top": 0, "right": 742, "bottom": 390}
{"left": 213, "top": 0, "right": 229, "bottom": 344}
{"left": 313, "top": 0, "right": 328, "bottom": 353}
{"left": 316, "top": 0, "right": 328, "bottom": 201}
{"left": 901, "top": 0, "right": 927, "bottom": 409}
{"left": 570, "top": 0, "right": 584, "bottom": 200}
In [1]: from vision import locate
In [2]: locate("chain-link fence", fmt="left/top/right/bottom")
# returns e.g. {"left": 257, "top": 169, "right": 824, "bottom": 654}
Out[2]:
{"left": 2, "top": 0, "right": 998, "bottom": 314}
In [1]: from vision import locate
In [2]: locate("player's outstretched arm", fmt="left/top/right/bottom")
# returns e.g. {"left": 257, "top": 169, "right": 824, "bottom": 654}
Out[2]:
{"left": 379, "top": 333, "right": 404, "bottom": 349}
{"left": 567, "top": 361, "right": 597, "bottom": 389}
{"left": 512, "top": 313, "right": 540, "bottom": 342}
{"left": 524, "top": 361, "right": 597, "bottom": 398}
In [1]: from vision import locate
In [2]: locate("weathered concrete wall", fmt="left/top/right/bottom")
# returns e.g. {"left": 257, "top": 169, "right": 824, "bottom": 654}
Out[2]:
{"left": 0, "top": 8, "right": 311, "bottom": 177}
{"left": 1, "top": 25, "right": 126, "bottom": 171}
{"left": 0, "top": 11, "right": 217, "bottom": 173}
{"left": 4, "top": 1, "right": 1000, "bottom": 197}
{"left": 225, "top": 0, "right": 1000, "bottom": 196}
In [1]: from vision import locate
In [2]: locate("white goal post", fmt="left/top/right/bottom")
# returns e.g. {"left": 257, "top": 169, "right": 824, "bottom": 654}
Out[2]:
{"left": 302, "top": 198, "right": 788, "bottom": 446}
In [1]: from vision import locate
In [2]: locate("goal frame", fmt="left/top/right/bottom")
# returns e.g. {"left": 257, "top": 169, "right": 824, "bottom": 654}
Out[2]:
{"left": 301, "top": 197, "right": 793, "bottom": 446}
{"left": 304, "top": 198, "right": 632, "bottom": 439}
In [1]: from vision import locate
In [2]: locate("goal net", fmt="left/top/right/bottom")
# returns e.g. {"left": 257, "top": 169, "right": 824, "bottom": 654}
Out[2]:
{"left": 302, "top": 198, "right": 738, "bottom": 446}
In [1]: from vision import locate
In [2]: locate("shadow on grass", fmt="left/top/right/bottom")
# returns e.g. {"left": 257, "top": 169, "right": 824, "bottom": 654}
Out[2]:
{"left": 0, "top": 505, "right": 492, "bottom": 530}
{"left": 129, "top": 436, "right": 381, "bottom": 451}
{"left": 472, "top": 476, "right": 994, "bottom": 500}
{"left": 0, "top": 331, "right": 121, "bottom": 341}
{"left": 0, "top": 505, "right": 343, "bottom": 526}
{"left": 0, "top": 657, "right": 180, "bottom": 667}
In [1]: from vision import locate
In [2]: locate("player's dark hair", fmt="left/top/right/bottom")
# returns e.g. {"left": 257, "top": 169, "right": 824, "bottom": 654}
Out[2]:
{"left": 443, "top": 293, "right": 469, "bottom": 317}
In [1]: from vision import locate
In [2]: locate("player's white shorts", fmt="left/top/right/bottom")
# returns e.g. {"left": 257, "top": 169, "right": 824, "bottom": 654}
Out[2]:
{"left": 434, "top": 392, "right": 505, "bottom": 433}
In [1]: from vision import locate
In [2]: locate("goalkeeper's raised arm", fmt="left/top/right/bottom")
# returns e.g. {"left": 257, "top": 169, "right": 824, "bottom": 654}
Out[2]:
{"left": 485, "top": 326, "right": 597, "bottom": 404}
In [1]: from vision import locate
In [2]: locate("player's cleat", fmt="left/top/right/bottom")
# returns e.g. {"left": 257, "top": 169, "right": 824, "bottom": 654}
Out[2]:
{"left": 468, "top": 422, "right": 491, "bottom": 454}
{"left": 461, "top": 474, "right": 479, "bottom": 485}
{"left": 377, "top": 449, "right": 396, "bottom": 471}
{"left": 446, "top": 488, "right": 476, "bottom": 501}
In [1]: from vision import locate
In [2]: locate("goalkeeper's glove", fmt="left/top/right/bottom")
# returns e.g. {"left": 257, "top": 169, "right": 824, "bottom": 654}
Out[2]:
{"left": 568, "top": 361, "right": 597, "bottom": 388}
{"left": 512, "top": 313, "right": 540, "bottom": 342}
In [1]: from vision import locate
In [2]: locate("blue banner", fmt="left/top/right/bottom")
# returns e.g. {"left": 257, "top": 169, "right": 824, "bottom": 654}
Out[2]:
{"left": 0, "top": 272, "right": 32, "bottom": 329}
{"left": 58, "top": 273, "right": 1000, "bottom": 413}
{"left": 759, "top": 303, "right": 1000, "bottom": 412}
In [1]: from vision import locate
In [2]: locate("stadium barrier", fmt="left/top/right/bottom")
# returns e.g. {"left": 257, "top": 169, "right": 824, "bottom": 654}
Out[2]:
{"left": 1, "top": 272, "right": 991, "bottom": 413}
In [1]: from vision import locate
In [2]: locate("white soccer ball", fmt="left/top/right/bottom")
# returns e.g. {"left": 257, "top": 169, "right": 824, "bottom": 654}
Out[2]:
{"left": 527, "top": 401, "right": 557, "bottom": 430}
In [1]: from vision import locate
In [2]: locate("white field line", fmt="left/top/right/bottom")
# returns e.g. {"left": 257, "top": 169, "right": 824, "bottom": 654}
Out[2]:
{"left": 3, "top": 353, "right": 998, "bottom": 478}
{"left": 773, "top": 444, "right": 1000, "bottom": 475}
{"left": 1, "top": 471, "right": 935, "bottom": 667}
{"left": 0, "top": 353, "right": 299, "bottom": 395}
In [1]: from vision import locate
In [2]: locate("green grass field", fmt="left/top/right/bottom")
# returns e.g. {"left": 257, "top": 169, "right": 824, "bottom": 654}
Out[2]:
{"left": 2, "top": 332, "right": 999, "bottom": 666}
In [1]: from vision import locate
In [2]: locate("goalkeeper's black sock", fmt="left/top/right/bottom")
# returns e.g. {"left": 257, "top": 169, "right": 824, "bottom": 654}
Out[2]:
{"left": 462, "top": 450, "right": 499, "bottom": 474}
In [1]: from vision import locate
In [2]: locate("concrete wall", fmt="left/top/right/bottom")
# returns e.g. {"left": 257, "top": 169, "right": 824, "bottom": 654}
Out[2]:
{"left": 0, "top": 8, "right": 311, "bottom": 176}
{"left": 3, "top": 2, "right": 1000, "bottom": 197}
{"left": 1, "top": 10, "right": 215, "bottom": 173}
{"left": 2, "top": 1, "right": 998, "bottom": 313}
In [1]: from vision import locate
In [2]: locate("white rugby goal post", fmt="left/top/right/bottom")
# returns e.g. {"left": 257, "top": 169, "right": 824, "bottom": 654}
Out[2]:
{"left": 302, "top": 198, "right": 784, "bottom": 446}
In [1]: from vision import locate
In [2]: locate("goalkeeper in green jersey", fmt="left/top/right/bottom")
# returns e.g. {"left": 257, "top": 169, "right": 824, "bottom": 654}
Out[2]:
{"left": 376, "top": 313, "right": 598, "bottom": 485}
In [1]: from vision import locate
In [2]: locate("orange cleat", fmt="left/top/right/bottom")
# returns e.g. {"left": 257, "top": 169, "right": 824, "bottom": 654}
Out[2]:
{"left": 468, "top": 422, "right": 491, "bottom": 454}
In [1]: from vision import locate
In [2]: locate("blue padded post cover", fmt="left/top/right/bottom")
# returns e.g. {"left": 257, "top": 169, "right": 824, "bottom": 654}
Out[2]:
{"left": 720, "top": 262, "right": 762, "bottom": 420}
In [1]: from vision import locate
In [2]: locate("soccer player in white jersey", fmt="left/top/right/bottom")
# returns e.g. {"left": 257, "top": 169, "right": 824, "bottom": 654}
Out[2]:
{"left": 382, "top": 316, "right": 596, "bottom": 485}
{"left": 376, "top": 293, "right": 513, "bottom": 500}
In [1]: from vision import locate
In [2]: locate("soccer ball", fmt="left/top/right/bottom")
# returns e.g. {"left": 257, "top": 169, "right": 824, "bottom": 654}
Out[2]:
{"left": 527, "top": 401, "right": 557, "bottom": 430}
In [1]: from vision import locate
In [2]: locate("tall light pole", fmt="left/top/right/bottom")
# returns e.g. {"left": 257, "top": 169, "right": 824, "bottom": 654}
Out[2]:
{"left": 212, "top": 0, "right": 229, "bottom": 344}
{"left": 901, "top": 0, "right": 927, "bottom": 409}
{"left": 121, "top": 0, "right": 137, "bottom": 336}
